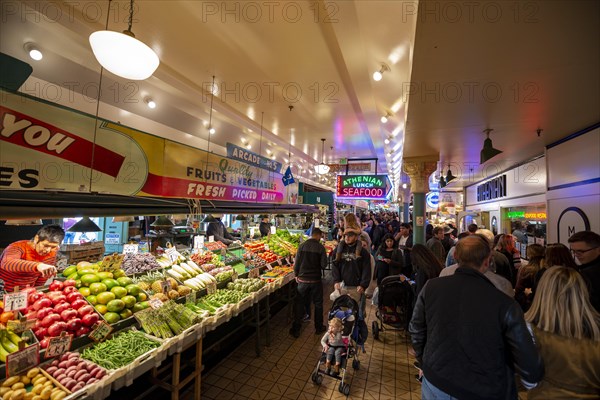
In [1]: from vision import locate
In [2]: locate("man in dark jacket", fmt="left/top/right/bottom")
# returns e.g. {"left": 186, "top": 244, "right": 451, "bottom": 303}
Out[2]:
{"left": 258, "top": 216, "right": 271, "bottom": 237}
{"left": 332, "top": 231, "right": 371, "bottom": 317}
{"left": 370, "top": 218, "right": 385, "bottom": 254}
{"left": 569, "top": 230, "right": 600, "bottom": 312}
{"left": 409, "top": 235, "right": 544, "bottom": 400}
{"left": 290, "top": 228, "right": 327, "bottom": 337}
{"left": 206, "top": 215, "right": 235, "bottom": 245}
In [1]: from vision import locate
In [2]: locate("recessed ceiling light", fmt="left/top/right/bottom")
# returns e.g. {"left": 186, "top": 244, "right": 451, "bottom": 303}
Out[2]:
{"left": 241, "top": 137, "right": 247, "bottom": 144}
{"left": 24, "top": 43, "right": 42, "bottom": 61}
{"left": 266, "top": 149, "right": 272, "bottom": 155}
{"left": 246, "top": 144, "right": 251, "bottom": 150}
{"left": 209, "top": 127, "right": 216, "bottom": 135}
{"left": 384, "top": 138, "right": 390, "bottom": 144}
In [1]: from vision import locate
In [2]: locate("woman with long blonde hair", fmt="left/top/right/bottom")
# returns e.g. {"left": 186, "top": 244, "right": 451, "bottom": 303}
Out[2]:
{"left": 525, "top": 266, "right": 600, "bottom": 399}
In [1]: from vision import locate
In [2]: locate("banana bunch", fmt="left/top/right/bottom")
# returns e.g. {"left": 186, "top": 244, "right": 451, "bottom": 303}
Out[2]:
{"left": 0, "top": 329, "right": 24, "bottom": 362}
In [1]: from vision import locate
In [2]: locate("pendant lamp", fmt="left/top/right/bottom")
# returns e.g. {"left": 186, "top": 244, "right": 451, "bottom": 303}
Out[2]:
{"left": 150, "top": 215, "right": 174, "bottom": 227}
{"left": 438, "top": 174, "right": 447, "bottom": 188}
{"left": 89, "top": 0, "right": 159, "bottom": 80}
{"left": 112, "top": 216, "right": 135, "bottom": 222}
{"left": 235, "top": 215, "right": 247, "bottom": 221}
{"left": 480, "top": 128, "right": 503, "bottom": 164}
{"left": 445, "top": 164, "right": 456, "bottom": 183}
{"left": 68, "top": 217, "right": 102, "bottom": 232}
{"left": 202, "top": 215, "right": 217, "bottom": 223}
{"left": 315, "top": 139, "right": 330, "bottom": 175}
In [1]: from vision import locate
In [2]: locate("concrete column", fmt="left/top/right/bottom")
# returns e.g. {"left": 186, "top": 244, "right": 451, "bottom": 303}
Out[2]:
{"left": 403, "top": 156, "right": 438, "bottom": 245}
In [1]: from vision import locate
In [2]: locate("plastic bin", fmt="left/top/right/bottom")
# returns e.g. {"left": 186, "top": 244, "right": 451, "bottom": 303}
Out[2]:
{"left": 167, "top": 323, "right": 203, "bottom": 356}
{"left": 232, "top": 295, "right": 254, "bottom": 316}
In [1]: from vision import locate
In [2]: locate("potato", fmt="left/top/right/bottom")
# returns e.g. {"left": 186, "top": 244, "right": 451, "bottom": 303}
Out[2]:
{"left": 32, "top": 396, "right": 42, "bottom": 400}
{"left": 50, "top": 391, "right": 66, "bottom": 400}
{"left": 32, "top": 377, "right": 47, "bottom": 386}
{"left": 24, "top": 392, "right": 35, "bottom": 400}
{"left": 10, "top": 388, "right": 26, "bottom": 400}
{"left": 11, "top": 382, "right": 25, "bottom": 390}
{"left": 2, "top": 389, "right": 14, "bottom": 400}
{"left": 3, "top": 377, "right": 20, "bottom": 387}
{"left": 27, "top": 369, "right": 40, "bottom": 379}
{"left": 40, "top": 387, "right": 52, "bottom": 400}
{"left": 20, "top": 376, "right": 31, "bottom": 385}
{"left": 0, "top": 387, "right": 11, "bottom": 396}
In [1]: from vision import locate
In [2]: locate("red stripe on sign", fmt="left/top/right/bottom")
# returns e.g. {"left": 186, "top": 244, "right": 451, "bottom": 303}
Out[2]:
{"left": 141, "top": 173, "right": 284, "bottom": 202}
{"left": 0, "top": 107, "right": 125, "bottom": 178}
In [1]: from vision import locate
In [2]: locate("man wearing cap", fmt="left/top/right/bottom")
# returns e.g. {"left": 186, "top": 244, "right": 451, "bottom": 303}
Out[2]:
{"left": 206, "top": 215, "right": 235, "bottom": 245}
{"left": 290, "top": 228, "right": 327, "bottom": 337}
{"left": 332, "top": 230, "right": 371, "bottom": 316}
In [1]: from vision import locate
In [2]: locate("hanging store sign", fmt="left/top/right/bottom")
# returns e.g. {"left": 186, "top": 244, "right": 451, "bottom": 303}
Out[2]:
{"left": 476, "top": 175, "right": 507, "bottom": 202}
{"left": 0, "top": 90, "right": 285, "bottom": 203}
{"left": 226, "top": 143, "right": 283, "bottom": 173}
{"left": 327, "top": 163, "right": 371, "bottom": 173}
{"left": 336, "top": 175, "right": 390, "bottom": 200}
{"left": 426, "top": 192, "right": 439, "bottom": 209}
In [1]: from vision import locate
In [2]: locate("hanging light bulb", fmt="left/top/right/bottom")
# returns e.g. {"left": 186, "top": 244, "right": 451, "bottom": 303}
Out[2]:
{"left": 372, "top": 63, "right": 390, "bottom": 81}
{"left": 89, "top": 0, "right": 159, "bottom": 80}
{"left": 315, "top": 138, "right": 330, "bottom": 175}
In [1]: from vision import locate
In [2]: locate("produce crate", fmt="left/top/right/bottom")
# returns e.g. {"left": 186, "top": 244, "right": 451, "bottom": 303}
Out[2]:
{"left": 0, "top": 329, "right": 39, "bottom": 378}
{"left": 110, "top": 332, "right": 166, "bottom": 390}
{"left": 166, "top": 323, "right": 203, "bottom": 356}
{"left": 63, "top": 371, "right": 116, "bottom": 400}
{"left": 62, "top": 242, "right": 105, "bottom": 264}
{"left": 203, "top": 305, "right": 231, "bottom": 332}
{"left": 232, "top": 295, "right": 254, "bottom": 316}
{"left": 253, "top": 285, "right": 270, "bottom": 303}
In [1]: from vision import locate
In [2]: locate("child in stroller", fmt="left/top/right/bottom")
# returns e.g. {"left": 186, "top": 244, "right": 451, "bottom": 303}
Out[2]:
{"left": 320, "top": 317, "right": 347, "bottom": 375}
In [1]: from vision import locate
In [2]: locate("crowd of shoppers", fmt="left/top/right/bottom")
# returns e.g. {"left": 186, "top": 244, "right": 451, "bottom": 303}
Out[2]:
{"left": 289, "top": 210, "right": 599, "bottom": 399}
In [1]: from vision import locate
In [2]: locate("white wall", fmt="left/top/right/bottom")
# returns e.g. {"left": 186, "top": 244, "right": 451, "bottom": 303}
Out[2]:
{"left": 546, "top": 127, "right": 600, "bottom": 244}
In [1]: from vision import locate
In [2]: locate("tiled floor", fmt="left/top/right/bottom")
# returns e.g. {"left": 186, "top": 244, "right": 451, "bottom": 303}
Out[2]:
{"left": 196, "top": 272, "right": 423, "bottom": 400}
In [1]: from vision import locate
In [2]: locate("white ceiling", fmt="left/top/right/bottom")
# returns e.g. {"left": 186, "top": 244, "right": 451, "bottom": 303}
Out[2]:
{"left": 1, "top": 0, "right": 598, "bottom": 194}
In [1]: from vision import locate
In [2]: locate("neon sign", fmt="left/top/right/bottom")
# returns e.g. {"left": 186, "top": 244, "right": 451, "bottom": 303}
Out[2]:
{"left": 336, "top": 175, "right": 390, "bottom": 199}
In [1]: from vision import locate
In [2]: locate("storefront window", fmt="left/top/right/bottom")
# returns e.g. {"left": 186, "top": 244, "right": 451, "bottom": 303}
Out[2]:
{"left": 502, "top": 206, "right": 546, "bottom": 259}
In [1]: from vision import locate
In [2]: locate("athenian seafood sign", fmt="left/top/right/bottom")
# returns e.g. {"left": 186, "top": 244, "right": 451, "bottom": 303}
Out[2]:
{"left": 0, "top": 90, "right": 285, "bottom": 203}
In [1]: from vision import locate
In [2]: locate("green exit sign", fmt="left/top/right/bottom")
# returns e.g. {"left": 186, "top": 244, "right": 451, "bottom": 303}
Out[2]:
{"left": 339, "top": 158, "right": 348, "bottom": 165}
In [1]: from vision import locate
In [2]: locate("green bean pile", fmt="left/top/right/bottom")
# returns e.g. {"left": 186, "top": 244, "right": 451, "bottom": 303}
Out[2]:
{"left": 81, "top": 330, "right": 161, "bottom": 370}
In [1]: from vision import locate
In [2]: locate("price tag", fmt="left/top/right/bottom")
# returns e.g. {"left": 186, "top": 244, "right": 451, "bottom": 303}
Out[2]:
{"left": 185, "top": 291, "right": 196, "bottom": 304}
{"left": 250, "top": 227, "right": 255, "bottom": 238}
{"left": 220, "top": 248, "right": 226, "bottom": 257}
{"left": 45, "top": 332, "right": 73, "bottom": 359}
{"left": 276, "top": 258, "right": 282, "bottom": 266}
{"left": 165, "top": 247, "right": 180, "bottom": 263}
{"left": 314, "top": 218, "right": 320, "bottom": 228}
{"left": 265, "top": 244, "right": 270, "bottom": 251}
{"left": 231, "top": 270, "right": 238, "bottom": 282}
{"left": 270, "top": 226, "right": 276, "bottom": 235}
{"left": 6, "top": 343, "right": 39, "bottom": 378}
{"left": 208, "top": 235, "right": 215, "bottom": 243}
{"left": 122, "top": 244, "right": 138, "bottom": 255}
{"left": 161, "top": 280, "right": 171, "bottom": 294}
{"left": 206, "top": 281, "right": 217, "bottom": 295}
{"left": 286, "top": 256, "right": 292, "bottom": 265}
{"left": 266, "top": 263, "right": 273, "bottom": 271}
{"left": 138, "top": 241, "right": 150, "bottom": 253}
{"left": 88, "top": 321, "right": 113, "bottom": 342}
{"left": 249, "top": 268, "right": 260, "bottom": 279}
{"left": 3, "top": 291, "right": 28, "bottom": 311}
{"left": 149, "top": 298, "right": 164, "bottom": 309}
{"left": 7, "top": 318, "right": 37, "bottom": 334}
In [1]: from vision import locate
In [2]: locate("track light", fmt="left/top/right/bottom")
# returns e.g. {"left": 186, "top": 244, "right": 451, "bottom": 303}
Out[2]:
{"left": 24, "top": 43, "right": 42, "bottom": 61}
{"left": 145, "top": 98, "right": 156, "bottom": 109}
{"left": 380, "top": 111, "right": 393, "bottom": 124}
{"left": 372, "top": 63, "right": 390, "bottom": 81}
{"left": 480, "top": 128, "right": 503, "bottom": 164}
{"left": 315, "top": 138, "right": 330, "bottom": 175}
{"left": 384, "top": 136, "right": 391, "bottom": 145}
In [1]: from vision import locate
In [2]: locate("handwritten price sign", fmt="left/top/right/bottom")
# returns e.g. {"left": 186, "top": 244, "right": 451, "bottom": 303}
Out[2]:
{"left": 149, "top": 298, "right": 164, "bottom": 309}
{"left": 165, "top": 247, "right": 180, "bottom": 263}
{"left": 3, "top": 291, "right": 28, "bottom": 311}
{"left": 206, "top": 281, "right": 217, "bottom": 295}
{"left": 6, "top": 344, "right": 39, "bottom": 378}
{"left": 88, "top": 321, "right": 113, "bottom": 342}
{"left": 249, "top": 268, "right": 260, "bottom": 279}
{"left": 45, "top": 333, "right": 73, "bottom": 359}
{"left": 185, "top": 291, "right": 196, "bottom": 304}
{"left": 123, "top": 244, "right": 139, "bottom": 255}
{"left": 7, "top": 318, "right": 36, "bottom": 334}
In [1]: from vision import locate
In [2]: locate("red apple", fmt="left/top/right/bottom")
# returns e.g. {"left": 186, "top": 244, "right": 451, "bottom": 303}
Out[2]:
{"left": 71, "top": 299, "right": 87, "bottom": 310}
{"left": 36, "top": 307, "right": 53, "bottom": 320}
{"left": 47, "top": 321, "right": 67, "bottom": 337}
{"left": 81, "top": 313, "right": 99, "bottom": 327}
{"left": 60, "top": 309, "right": 78, "bottom": 322}
{"left": 63, "top": 279, "right": 77, "bottom": 287}
{"left": 33, "top": 298, "right": 52, "bottom": 311}
{"left": 75, "top": 326, "right": 90, "bottom": 336}
{"left": 54, "top": 302, "right": 71, "bottom": 315}
{"left": 41, "top": 313, "right": 61, "bottom": 328}
{"left": 77, "top": 305, "right": 94, "bottom": 317}
{"left": 49, "top": 280, "right": 64, "bottom": 292}
{"left": 67, "top": 318, "right": 82, "bottom": 332}
{"left": 40, "top": 338, "right": 50, "bottom": 348}
{"left": 63, "top": 286, "right": 78, "bottom": 295}
{"left": 66, "top": 292, "right": 83, "bottom": 304}
{"left": 28, "top": 292, "right": 43, "bottom": 304}
{"left": 34, "top": 327, "right": 48, "bottom": 339}
{"left": 50, "top": 295, "right": 67, "bottom": 306}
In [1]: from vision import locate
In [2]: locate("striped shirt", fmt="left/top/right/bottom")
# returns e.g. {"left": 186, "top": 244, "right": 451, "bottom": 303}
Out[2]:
{"left": 0, "top": 240, "right": 56, "bottom": 292}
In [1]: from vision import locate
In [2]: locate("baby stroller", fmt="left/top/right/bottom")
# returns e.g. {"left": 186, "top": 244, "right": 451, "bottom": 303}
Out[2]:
{"left": 372, "top": 275, "right": 414, "bottom": 340}
{"left": 311, "top": 294, "right": 363, "bottom": 396}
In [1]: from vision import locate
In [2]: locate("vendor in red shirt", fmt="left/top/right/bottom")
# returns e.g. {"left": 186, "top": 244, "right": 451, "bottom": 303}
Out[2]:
{"left": 0, "top": 224, "right": 64, "bottom": 292}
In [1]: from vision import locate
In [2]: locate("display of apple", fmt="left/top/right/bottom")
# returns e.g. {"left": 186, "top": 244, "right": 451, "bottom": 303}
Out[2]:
{"left": 26, "top": 285, "right": 104, "bottom": 344}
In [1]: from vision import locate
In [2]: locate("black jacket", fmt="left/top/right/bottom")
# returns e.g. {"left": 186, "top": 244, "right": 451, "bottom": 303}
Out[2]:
{"left": 409, "top": 267, "right": 543, "bottom": 400}
{"left": 580, "top": 256, "right": 600, "bottom": 313}
{"left": 206, "top": 221, "right": 234, "bottom": 245}
{"left": 332, "top": 242, "right": 371, "bottom": 289}
{"left": 371, "top": 224, "right": 386, "bottom": 250}
{"left": 259, "top": 222, "right": 271, "bottom": 237}
{"left": 375, "top": 246, "right": 405, "bottom": 276}
{"left": 294, "top": 238, "right": 327, "bottom": 282}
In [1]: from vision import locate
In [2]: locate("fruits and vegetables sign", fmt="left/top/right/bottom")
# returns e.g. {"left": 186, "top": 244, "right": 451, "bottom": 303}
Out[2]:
{"left": 0, "top": 90, "right": 285, "bottom": 203}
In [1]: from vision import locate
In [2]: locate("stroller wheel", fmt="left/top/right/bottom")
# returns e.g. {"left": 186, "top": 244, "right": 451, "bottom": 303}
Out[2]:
{"left": 311, "top": 372, "right": 318, "bottom": 383}
{"left": 339, "top": 382, "right": 350, "bottom": 395}
{"left": 372, "top": 321, "right": 380, "bottom": 340}
{"left": 352, "top": 359, "right": 360, "bottom": 370}
{"left": 315, "top": 373, "right": 323, "bottom": 385}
